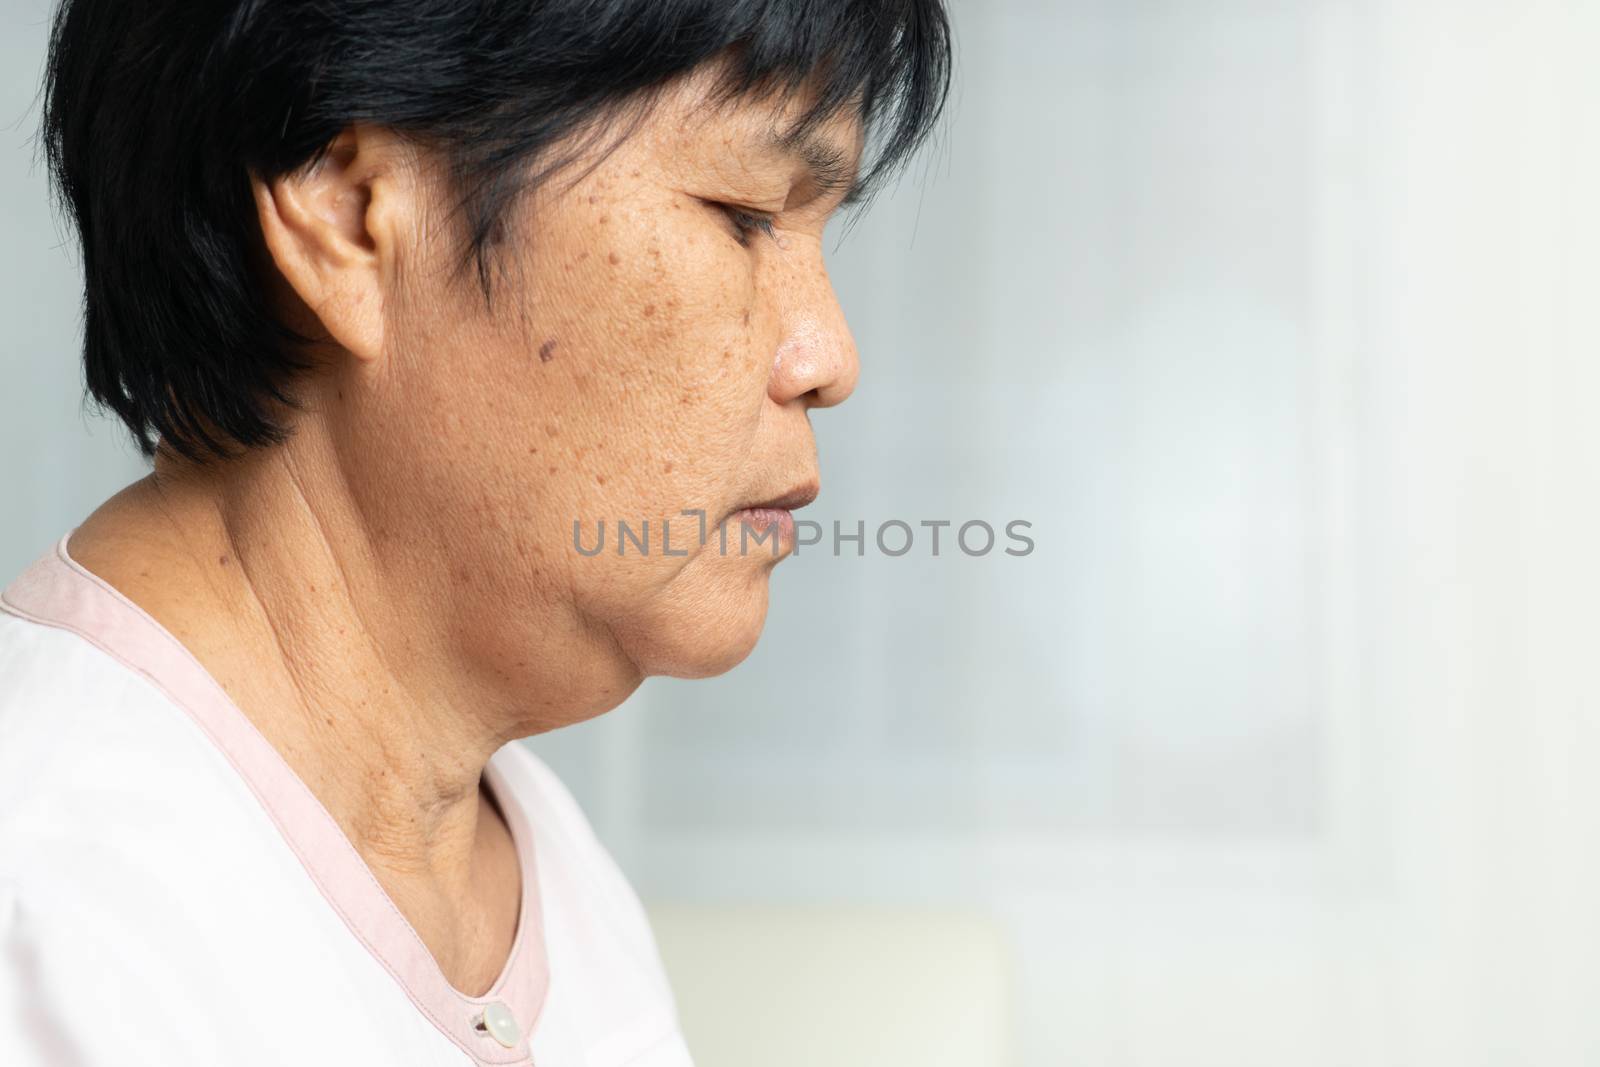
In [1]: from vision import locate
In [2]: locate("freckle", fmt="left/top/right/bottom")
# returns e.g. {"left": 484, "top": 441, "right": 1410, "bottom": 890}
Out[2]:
{"left": 587, "top": 195, "right": 598, "bottom": 204}
{"left": 663, "top": 461, "right": 674, "bottom": 473}
{"left": 545, "top": 424, "right": 560, "bottom": 437}
{"left": 599, "top": 215, "right": 609, "bottom": 225}
{"left": 336, "top": 389, "right": 343, "bottom": 400}
{"left": 548, "top": 465, "right": 558, "bottom": 474}
{"left": 722, "top": 349, "right": 731, "bottom": 361}
{"left": 742, "top": 309, "right": 751, "bottom": 326}
{"left": 642, "top": 305, "right": 655, "bottom": 317}
{"left": 608, "top": 252, "right": 621, "bottom": 265}
{"left": 595, "top": 474, "right": 607, "bottom": 485}
{"left": 218, "top": 554, "right": 228, "bottom": 566}
{"left": 631, "top": 169, "right": 640, "bottom": 177}
{"left": 529, "top": 446, "right": 539, "bottom": 454}
{"left": 577, "top": 251, "right": 590, "bottom": 262}
{"left": 539, "top": 338, "right": 558, "bottom": 362}
{"left": 680, "top": 392, "right": 694, "bottom": 406}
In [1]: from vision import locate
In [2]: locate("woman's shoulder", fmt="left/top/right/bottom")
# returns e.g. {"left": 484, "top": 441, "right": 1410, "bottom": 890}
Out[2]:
{"left": 0, "top": 608, "right": 237, "bottom": 821}
{"left": 0, "top": 607, "right": 297, "bottom": 922}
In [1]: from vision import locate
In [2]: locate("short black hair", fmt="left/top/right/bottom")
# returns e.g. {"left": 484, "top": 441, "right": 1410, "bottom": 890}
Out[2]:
{"left": 41, "top": 0, "right": 953, "bottom": 465}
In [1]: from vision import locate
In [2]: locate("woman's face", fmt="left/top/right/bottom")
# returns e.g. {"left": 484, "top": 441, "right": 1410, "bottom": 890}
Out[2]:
{"left": 305, "top": 66, "right": 863, "bottom": 715}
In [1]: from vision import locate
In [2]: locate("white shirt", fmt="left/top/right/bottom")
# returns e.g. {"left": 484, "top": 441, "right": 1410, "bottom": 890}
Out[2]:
{"left": 0, "top": 528, "right": 695, "bottom": 1067}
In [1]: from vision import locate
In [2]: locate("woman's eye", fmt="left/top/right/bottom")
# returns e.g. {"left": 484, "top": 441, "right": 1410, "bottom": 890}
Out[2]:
{"left": 720, "top": 204, "right": 778, "bottom": 246}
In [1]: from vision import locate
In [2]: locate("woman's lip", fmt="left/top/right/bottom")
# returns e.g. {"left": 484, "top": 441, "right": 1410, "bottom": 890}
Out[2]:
{"left": 732, "top": 507, "right": 797, "bottom": 546}
{"left": 745, "top": 482, "right": 820, "bottom": 512}
{"left": 721, "top": 481, "right": 817, "bottom": 552}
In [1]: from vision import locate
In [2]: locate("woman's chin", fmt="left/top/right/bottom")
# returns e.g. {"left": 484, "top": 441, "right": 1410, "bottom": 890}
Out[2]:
{"left": 624, "top": 577, "right": 774, "bottom": 680}
{"left": 665, "top": 630, "right": 765, "bottom": 679}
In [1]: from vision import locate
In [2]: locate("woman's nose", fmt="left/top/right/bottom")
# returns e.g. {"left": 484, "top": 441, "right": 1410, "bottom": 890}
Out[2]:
{"left": 767, "top": 267, "right": 860, "bottom": 410}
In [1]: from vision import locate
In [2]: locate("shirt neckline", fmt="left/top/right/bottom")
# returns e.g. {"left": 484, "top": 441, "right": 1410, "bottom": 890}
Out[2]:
{"left": 0, "top": 527, "right": 550, "bottom": 1064}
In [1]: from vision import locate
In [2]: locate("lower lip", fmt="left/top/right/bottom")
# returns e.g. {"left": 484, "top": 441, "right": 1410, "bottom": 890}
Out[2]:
{"left": 732, "top": 507, "right": 796, "bottom": 548}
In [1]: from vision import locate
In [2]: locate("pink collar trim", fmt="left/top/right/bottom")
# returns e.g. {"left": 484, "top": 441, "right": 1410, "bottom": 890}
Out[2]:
{"left": 0, "top": 528, "right": 549, "bottom": 1064}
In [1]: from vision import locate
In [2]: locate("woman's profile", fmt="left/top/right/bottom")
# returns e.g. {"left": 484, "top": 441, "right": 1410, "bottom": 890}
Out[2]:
{"left": 0, "top": 2, "right": 951, "bottom": 1063}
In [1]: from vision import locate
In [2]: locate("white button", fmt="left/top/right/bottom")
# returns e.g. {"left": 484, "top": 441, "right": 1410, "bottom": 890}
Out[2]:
{"left": 480, "top": 1001, "right": 521, "bottom": 1048}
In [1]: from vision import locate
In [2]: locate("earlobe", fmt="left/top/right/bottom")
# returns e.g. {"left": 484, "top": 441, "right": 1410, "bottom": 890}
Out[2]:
{"left": 249, "top": 127, "right": 395, "bottom": 362}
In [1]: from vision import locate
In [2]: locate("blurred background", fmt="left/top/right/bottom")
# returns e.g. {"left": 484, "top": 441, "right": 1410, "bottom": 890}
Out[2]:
{"left": 4, "top": 0, "right": 1598, "bottom": 1064}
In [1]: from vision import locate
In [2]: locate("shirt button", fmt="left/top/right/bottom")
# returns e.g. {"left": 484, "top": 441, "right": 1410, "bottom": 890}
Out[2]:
{"left": 480, "top": 1001, "right": 521, "bottom": 1048}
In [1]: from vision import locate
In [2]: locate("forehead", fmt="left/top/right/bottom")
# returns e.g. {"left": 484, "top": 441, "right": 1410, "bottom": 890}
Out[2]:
{"left": 640, "top": 62, "right": 866, "bottom": 178}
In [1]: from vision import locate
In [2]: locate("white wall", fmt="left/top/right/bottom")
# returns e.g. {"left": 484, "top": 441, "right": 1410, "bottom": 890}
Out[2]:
{"left": 4, "top": 1, "right": 1596, "bottom": 1063}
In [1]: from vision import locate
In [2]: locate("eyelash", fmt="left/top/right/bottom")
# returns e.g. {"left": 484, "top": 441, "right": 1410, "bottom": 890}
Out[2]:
{"left": 722, "top": 205, "right": 779, "bottom": 246}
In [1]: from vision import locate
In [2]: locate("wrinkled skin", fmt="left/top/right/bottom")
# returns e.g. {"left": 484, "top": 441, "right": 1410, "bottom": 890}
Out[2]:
{"left": 361, "top": 68, "right": 863, "bottom": 706}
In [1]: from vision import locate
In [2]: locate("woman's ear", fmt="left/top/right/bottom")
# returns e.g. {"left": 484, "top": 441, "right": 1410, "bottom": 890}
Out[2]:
{"left": 250, "top": 126, "right": 409, "bottom": 362}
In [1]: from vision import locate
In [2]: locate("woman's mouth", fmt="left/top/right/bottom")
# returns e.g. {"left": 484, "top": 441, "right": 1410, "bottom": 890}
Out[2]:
{"left": 732, "top": 506, "right": 797, "bottom": 546}
{"left": 727, "top": 482, "right": 818, "bottom": 555}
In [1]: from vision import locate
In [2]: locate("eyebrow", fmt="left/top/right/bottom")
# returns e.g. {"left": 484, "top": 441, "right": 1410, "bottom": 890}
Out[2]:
{"left": 763, "top": 125, "right": 865, "bottom": 206}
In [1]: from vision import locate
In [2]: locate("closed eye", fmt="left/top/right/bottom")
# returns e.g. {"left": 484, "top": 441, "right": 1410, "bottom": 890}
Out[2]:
{"left": 714, "top": 203, "right": 779, "bottom": 247}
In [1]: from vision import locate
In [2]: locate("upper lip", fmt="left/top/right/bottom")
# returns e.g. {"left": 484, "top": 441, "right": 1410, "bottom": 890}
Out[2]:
{"left": 744, "top": 481, "right": 820, "bottom": 512}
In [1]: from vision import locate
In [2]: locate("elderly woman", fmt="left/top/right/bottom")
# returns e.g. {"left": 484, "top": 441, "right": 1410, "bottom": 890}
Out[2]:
{"left": 0, "top": 1, "right": 950, "bottom": 1063}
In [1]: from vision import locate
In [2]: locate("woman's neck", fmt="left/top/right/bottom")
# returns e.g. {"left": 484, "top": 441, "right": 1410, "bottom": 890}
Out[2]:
{"left": 67, "top": 460, "right": 527, "bottom": 993}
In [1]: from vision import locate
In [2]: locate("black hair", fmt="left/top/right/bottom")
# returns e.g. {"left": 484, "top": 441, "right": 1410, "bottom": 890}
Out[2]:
{"left": 40, "top": 0, "right": 953, "bottom": 465}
